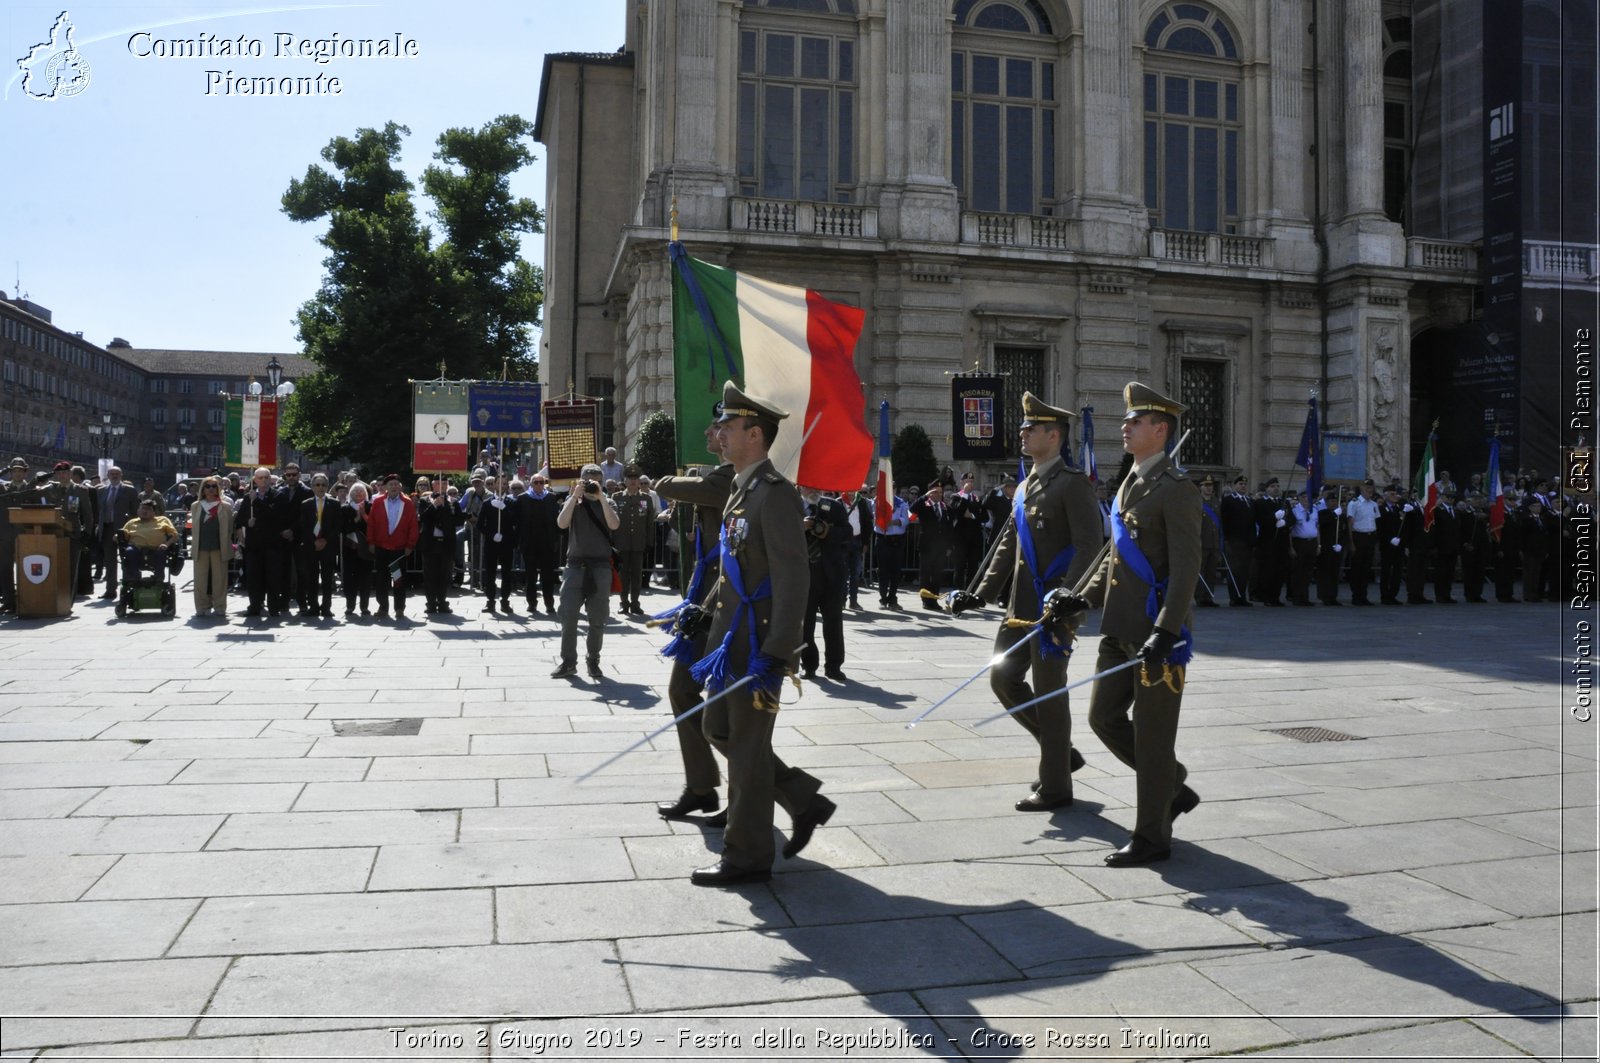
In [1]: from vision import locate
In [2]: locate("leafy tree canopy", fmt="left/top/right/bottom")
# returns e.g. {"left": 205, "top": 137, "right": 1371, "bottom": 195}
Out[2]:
{"left": 281, "top": 117, "right": 544, "bottom": 476}
{"left": 892, "top": 423, "right": 939, "bottom": 492}
{"left": 631, "top": 411, "right": 678, "bottom": 479}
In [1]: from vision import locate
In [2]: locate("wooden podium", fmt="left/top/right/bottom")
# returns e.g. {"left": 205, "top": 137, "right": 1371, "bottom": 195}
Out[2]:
{"left": 10, "top": 505, "right": 73, "bottom": 618}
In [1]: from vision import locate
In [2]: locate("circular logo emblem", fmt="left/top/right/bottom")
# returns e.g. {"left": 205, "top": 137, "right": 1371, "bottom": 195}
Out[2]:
{"left": 433, "top": 418, "right": 451, "bottom": 441}
{"left": 43, "top": 50, "right": 91, "bottom": 98}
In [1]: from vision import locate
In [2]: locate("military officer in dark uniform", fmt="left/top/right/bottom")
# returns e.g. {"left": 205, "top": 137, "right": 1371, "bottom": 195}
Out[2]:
{"left": 800, "top": 488, "right": 851, "bottom": 680}
{"left": 42, "top": 461, "right": 94, "bottom": 600}
{"left": 689, "top": 382, "right": 833, "bottom": 887}
{"left": 1402, "top": 490, "right": 1432, "bottom": 603}
{"left": 1431, "top": 490, "right": 1462, "bottom": 603}
{"left": 1194, "top": 476, "right": 1221, "bottom": 607}
{"left": 612, "top": 468, "right": 657, "bottom": 615}
{"left": 950, "top": 392, "right": 1102, "bottom": 811}
{"left": 1059, "top": 381, "right": 1203, "bottom": 866}
{"left": 1377, "top": 483, "right": 1406, "bottom": 604}
{"left": 1458, "top": 496, "right": 1489, "bottom": 602}
{"left": 910, "top": 479, "right": 955, "bottom": 610}
{"left": 652, "top": 414, "right": 735, "bottom": 822}
{"left": 1218, "top": 475, "right": 1255, "bottom": 605}
{"left": 1315, "top": 485, "right": 1345, "bottom": 605}
{"left": 1252, "top": 478, "right": 1288, "bottom": 604}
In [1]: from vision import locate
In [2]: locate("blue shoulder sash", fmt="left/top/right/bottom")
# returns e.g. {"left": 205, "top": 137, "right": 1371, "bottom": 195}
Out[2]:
{"left": 1012, "top": 483, "right": 1075, "bottom": 659}
{"left": 1111, "top": 491, "right": 1194, "bottom": 666}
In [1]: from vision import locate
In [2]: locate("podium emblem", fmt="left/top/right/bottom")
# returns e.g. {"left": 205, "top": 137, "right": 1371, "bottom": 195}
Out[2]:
{"left": 22, "top": 554, "right": 50, "bottom": 585}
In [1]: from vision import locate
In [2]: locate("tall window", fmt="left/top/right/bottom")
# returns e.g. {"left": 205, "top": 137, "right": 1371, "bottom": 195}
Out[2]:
{"left": 1382, "top": 17, "right": 1412, "bottom": 226}
{"left": 737, "top": 0, "right": 858, "bottom": 202}
{"left": 995, "top": 345, "right": 1046, "bottom": 460}
{"left": 1142, "top": 3, "right": 1242, "bottom": 232}
{"left": 1180, "top": 360, "right": 1226, "bottom": 466}
{"left": 586, "top": 375, "right": 616, "bottom": 451}
{"left": 951, "top": 0, "right": 1059, "bottom": 215}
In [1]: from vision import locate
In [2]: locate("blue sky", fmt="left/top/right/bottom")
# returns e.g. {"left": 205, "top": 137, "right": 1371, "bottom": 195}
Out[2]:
{"left": 2, "top": 1, "right": 622, "bottom": 354}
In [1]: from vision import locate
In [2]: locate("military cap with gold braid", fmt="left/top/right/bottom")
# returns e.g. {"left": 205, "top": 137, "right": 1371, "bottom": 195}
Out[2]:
{"left": 715, "top": 380, "right": 790, "bottom": 424}
{"left": 1017, "top": 391, "right": 1076, "bottom": 429}
{"left": 1122, "top": 380, "right": 1186, "bottom": 419}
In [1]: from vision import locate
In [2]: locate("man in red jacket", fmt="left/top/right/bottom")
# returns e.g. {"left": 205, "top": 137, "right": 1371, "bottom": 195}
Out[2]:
{"left": 366, "top": 473, "right": 419, "bottom": 620}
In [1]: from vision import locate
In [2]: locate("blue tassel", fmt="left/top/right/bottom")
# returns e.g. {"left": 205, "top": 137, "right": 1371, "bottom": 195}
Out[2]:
{"left": 747, "top": 652, "right": 784, "bottom": 698}
{"left": 1170, "top": 625, "right": 1194, "bottom": 667}
{"left": 690, "top": 632, "right": 733, "bottom": 692}
{"left": 660, "top": 631, "right": 699, "bottom": 666}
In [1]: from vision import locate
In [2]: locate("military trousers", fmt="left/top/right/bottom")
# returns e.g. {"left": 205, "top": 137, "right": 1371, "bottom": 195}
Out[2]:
{"left": 990, "top": 622, "right": 1074, "bottom": 800}
{"left": 666, "top": 636, "right": 722, "bottom": 794}
{"left": 1087, "top": 636, "right": 1188, "bottom": 848}
{"left": 702, "top": 686, "right": 821, "bottom": 873}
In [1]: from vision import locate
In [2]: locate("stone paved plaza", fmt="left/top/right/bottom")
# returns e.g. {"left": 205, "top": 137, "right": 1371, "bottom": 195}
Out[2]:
{"left": 0, "top": 587, "right": 1594, "bottom": 1060}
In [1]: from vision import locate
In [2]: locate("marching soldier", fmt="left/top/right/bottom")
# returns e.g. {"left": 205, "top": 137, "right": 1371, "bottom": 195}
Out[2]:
{"left": 688, "top": 382, "right": 833, "bottom": 887}
{"left": 949, "top": 392, "right": 1102, "bottom": 811}
{"left": 1055, "top": 381, "right": 1203, "bottom": 866}
{"left": 652, "top": 413, "right": 736, "bottom": 823}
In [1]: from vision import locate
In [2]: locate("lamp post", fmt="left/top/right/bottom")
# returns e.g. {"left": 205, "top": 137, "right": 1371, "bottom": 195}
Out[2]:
{"left": 86, "top": 414, "right": 126, "bottom": 465}
{"left": 168, "top": 435, "right": 198, "bottom": 477}
{"left": 266, "top": 357, "right": 283, "bottom": 393}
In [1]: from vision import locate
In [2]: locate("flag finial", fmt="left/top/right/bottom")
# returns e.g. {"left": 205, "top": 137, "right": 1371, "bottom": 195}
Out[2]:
{"left": 670, "top": 195, "right": 679, "bottom": 242}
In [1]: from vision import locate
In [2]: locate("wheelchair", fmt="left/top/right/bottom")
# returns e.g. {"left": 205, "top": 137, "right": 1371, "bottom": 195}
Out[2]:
{"left": 116, "top": 540, "right": 181, "bottom": 618}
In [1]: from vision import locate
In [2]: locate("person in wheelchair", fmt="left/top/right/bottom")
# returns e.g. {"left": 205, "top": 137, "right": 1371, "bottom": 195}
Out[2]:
{"left": 119, "top": 500, "right": 180, "bottom": 582}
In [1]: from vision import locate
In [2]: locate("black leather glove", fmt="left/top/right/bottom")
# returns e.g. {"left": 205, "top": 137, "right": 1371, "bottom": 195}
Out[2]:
{"left": 1041, "top": 588, "right": 1091, "bottom": 624}
{"left": 677, "top": 603, "right": 713, "bottom": 639}
{"left": 946, "top": 590, "right": 984, "bottom": 615}
{"left": 1136, "top": 627, "right": 1179, "bottom": 665}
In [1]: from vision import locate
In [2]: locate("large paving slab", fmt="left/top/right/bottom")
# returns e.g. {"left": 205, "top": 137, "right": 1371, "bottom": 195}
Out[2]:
{"left": 0, "top": 588, "right": 1588, "bottom": 1058}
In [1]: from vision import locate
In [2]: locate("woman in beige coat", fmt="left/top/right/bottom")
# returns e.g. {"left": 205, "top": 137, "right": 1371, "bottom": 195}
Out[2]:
{"left": 189, "top": 476, "right": 236, "bottom": 617}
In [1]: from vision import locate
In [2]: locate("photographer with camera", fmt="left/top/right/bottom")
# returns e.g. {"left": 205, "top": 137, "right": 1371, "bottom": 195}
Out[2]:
{"left": 552, "top": 464, "right": 620, "bottom": 678}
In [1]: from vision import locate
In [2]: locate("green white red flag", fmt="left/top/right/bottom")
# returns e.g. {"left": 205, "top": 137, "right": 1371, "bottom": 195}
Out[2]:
{"left": 224, "top": 397, "right": 277, "bottom": 467}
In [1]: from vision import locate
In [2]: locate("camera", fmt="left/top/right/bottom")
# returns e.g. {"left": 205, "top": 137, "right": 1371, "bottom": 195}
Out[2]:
{"left": 584, "top": 480, "right": 601, "bottom": 495}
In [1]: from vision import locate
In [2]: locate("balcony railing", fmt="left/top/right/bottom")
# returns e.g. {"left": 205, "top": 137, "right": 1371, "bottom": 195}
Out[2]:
{"left": 1524, "top": 240, "right": 1599, "bottom": 281}
{"left": 1406, "top": 237, "right": 1478, "bottom": 272}
{"left": 1148, "top": 229, "right": 1273, "bottom": 268}
{"left": 730, "top": 198, "right": 878, "bottom": 239}
{"left": 960, "top": 212, "right": 1072, "bottom": 249}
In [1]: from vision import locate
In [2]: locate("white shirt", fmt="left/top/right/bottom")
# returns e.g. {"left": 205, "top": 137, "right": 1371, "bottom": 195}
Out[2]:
{"left": 1291, "top": 502, "right": 1319, "bottom": 538}
{"left": 1346, "top": 494, "right": 1379, "bottom": 533}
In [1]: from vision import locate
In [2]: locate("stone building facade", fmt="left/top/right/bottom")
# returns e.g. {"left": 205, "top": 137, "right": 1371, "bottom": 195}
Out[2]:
{"left": 536, "top": 0, "right": 1487, "bottom": 488}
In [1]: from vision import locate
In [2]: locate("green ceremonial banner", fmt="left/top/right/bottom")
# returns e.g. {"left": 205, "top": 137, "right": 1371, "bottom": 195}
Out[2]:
{"left": 670, "top": 252, "right": 743, "bottom": 468}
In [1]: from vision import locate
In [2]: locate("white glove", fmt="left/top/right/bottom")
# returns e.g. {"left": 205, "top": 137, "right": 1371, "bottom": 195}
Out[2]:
{"left": 1274, "top": 509, "right": 1285, "bottom": 521}
{"left": 1390, "top": 536, "right": 1401, "bottom": 546}
{"left": 490, "top": 498, "right": 506, "bottom": 510}
{"left": 1403, "top": 504, "right": 1414, "bottom": 513}
{"left": 493, "top": 532, "right": 503, "bottom": 543}
{"left": 1333, "top": 507, "right": 1343, "bottom": 516}
{"left": 1333, "top": 544, "right": 1342, "bottom": 553}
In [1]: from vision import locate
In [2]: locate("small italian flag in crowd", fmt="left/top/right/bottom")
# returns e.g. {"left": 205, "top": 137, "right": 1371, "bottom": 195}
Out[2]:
{"left": 1413, "top": 431, "right": 1438, "bottom": 531}
{"left": 224, "top": 396, "right": 277, "bottom": 467}
{"left": 670, "top": 242, "right": 873, "bottom": 491}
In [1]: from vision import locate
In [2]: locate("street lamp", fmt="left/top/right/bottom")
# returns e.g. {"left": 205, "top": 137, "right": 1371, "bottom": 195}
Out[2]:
{"left": 266, "top": 357, "right": 283, "bottom": 392}
{"left": 86, "top": 413, "right": 126, "bottom": 459}
{"left": 168, "top": 435, "right": 198, "bottom": 473}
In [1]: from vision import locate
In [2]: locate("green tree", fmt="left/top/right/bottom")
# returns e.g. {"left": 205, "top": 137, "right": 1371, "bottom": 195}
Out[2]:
{"left": 631, "top": 411, "right": 677, "bottom": 478}
{"left": 892, "top": 423, "right": 939, "bottom": 492}
{"left": 280, "top": 117, "right": 544, "bottom": 475}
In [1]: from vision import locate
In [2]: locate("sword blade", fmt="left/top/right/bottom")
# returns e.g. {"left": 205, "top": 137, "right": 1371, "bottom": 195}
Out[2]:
{"left": 576, "top": 674, "right": 754, "bottom": 783}
{"left": 905, "top": 627, "right": 1042, "bottom": 729}
{"left": 972, "top": 641, "right": 1189, "bottom": 727}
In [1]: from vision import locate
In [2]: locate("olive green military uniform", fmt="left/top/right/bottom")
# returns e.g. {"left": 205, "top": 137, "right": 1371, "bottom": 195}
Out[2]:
{"left": 41, "top": 478, "right": 94, "bottom": 599}
{"left": 653, "top": 462, "right": 735, "bottom": 795}
{"left": 699, "top": 391, "right": 822, "bottom": 875}
{"left": 0, "top": 463, "right": 31, "bottom": 611}
{"left": 1081, "top": 388, "right": 1202, "bottom": 850}
{"left": 974, "top": 398, "right": 1103, "bottom": 802}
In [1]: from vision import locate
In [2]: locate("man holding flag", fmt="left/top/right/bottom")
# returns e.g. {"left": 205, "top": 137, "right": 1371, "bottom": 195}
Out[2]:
{"left": 948, "top": 393, "right": 1102, "bottom": 812}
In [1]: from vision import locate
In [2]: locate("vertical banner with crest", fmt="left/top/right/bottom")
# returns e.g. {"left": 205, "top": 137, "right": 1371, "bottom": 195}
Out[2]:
{"left": 950, "top": 374, "right": 1006, "bottom": 462}
{"left": 468, "top": 382, "right": 543, "bottom": 438}
{"left": 541, "top": 400, "right": 600, "bottom": 482}
{"left": 412, "top": 381, "right": 470, "bottom": 473}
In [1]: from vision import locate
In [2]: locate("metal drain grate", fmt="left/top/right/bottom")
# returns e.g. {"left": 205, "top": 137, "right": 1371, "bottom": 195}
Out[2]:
{"left": 332, "top": 718, "right": 425, "bottom": 737}
{"left": 1264, "top": 726, "right": 1365, "bottom": 743}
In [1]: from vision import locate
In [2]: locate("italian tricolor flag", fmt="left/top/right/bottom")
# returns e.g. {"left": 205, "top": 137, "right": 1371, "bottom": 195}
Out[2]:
{"left": 670, "top": 243, "right": 873, "bottom": 491}
{"left": 1413, "top": 432, "right": 1438, "bottom": 531}
{"left": 224, "top": 397, "right": 277, "bottom": 468}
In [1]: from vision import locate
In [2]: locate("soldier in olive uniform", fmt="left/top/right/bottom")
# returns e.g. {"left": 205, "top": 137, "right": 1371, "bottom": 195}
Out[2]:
{"left": 42, "top": 461, "right": 94, "bottom": 600}
{"left": 0, "top": 458, "right": 30, "bottom": 612}
{"left": 689, "top": 382, "right": 834, "bottom": 887}
{"left": 1064, "top": 382, "right": 1204, "bottom": 867}
{"left": 652, "top": 413, "right": 735, "bottom": 822}
{"left": 612, "top": 467, "right": 657, "bottom": 615}
{"left": 949, "top": 393, "right": 1103, "bottom": 811}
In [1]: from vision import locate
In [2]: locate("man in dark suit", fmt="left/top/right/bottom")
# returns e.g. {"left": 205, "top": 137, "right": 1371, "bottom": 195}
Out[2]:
{"left": 513, "top": 473, "right": 562, "bottom": 614}
{"left": 295, "top": 472, "right": 342, "bottom": 618}
{"left": 277, "top": 464, "right": 313, "bottom": 609}
{"left": 1431, "top": 490, "right": 1462, "bottom": 603}
{"left": 689, "top": 382, "right": 832, "bottom": 887}
{"left": 1458, "top": 497, "right": 1489, "bottom": 602}
{"left": 800, "top": 489, "right": 851, "bottom": 681}
{"left": 1218, "top": 474, "right": 1255, "bottom": 605}
{"left": 417, "top": 481, "right": 459, "bottom": 615}
{"left": 948, "top": 472, "right": 987, "bottom": 593}
{"left": 477, "top": 476, "right": 518, "bottom": 614}
{"left": 1072, "top": 380, "right": 1203, "bottom": 867}
{"left": 1252, "top": 478, "right": 1288, "bottom": 605}
{"left": 1315, "top": 485, "right": 1345, "bottom": 605}
{"left": 1402, "top": 489, "right": 1432, "bottom": 603}
{"left": 97, "top": 466, "right": 139, "bottom": 599}
{"left": 951, "top": 392, "right": 1102, "bottom": 812}
{"left": 237, "top": 467, "right": 292, "bottom": 616}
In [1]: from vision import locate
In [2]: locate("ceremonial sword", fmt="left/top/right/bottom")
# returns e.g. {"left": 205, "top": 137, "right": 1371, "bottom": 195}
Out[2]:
{"left": 576, "top": 675, "right": 753, "bottom": 783}
{"left": 972, "top": 640, "right": 1190, "bottom": 728}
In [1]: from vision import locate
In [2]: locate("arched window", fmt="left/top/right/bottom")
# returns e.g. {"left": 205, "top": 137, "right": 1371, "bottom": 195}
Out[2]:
{"left": 1141, "top": 3, "right": 1242, "bottom": 232}
{"left": 736, "top": 0, "right": 859, "bottom": 203}
{"left": 1382, "top": 16, "right": 1412, "bottom": 225}
{"left": 950, "top": 0, "right": 1060, "bottom": 215}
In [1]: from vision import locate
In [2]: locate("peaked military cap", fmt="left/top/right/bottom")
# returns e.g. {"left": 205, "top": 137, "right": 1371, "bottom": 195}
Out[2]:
{"left": 1200, "top": 475, "right": 1216, "bottom": 487}
{"left": 716, "top": 381, "right": 789, "bottom": 423}
{"left": 1123, "top": 381, "right": 1186, "bottom": 419}
{"left": 1018, "top": 391, "right": 1075, "bottom": 428}
{"left": 7, "top": 457, "right": 26, "bottom": 471}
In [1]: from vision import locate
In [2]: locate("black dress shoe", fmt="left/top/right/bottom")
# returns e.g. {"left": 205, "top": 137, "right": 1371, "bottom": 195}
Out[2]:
{"left": 485, "top": 599, "right": 496, "bottom": 613}
{"left": 803, "top": 668, "right": 818, "bottom": 680}
{"left": 1231, "top": 600, "right": 1252, "bottom": 607}
{"left": 783, "top": 795, "right": 837, "bottom": 858}
{"left": 702, "top": 810, "right": 727, "bottom": 829}
{"left": 551, "top": 661, "right": 578, "bottom": 679}
{"left": 824, "top": 668, "right": 848, "bottom": 681}
{"left": 587, "top": 659, "right": 603, "bottom": 679}
{"left": 1015, "top": 792, "right": 1072, "bottom": 812}
{"left": 657, "top": 788, "right": 718, "bottom": 819}
{"left": 1105, "top": 837, "right": 1171, "bottom": 866}
{"left": 1170, "top": 784, "right": 1200, "bottom": 819}
{"left": 690, "top": 860, "right": 771, "bottom": 887}
{"left": 501, "top": 598, "right": 513, "bottom": 612}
